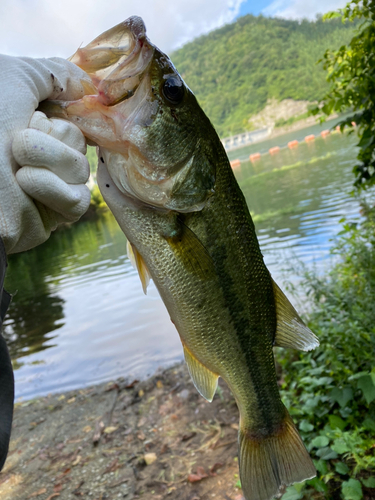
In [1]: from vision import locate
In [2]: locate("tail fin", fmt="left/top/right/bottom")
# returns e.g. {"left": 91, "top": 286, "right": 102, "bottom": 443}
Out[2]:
{"left": 238, "top": 411, "right": 315, "bottom": 500}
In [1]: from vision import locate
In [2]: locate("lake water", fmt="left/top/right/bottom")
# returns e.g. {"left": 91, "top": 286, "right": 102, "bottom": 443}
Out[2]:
{"left": 4, "top": 119, "right": 362, "bottom": 400}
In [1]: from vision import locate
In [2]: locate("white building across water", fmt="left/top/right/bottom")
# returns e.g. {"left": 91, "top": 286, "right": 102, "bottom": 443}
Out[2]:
{"left": 222, "top": 127, "right": 272, "bottom": 152}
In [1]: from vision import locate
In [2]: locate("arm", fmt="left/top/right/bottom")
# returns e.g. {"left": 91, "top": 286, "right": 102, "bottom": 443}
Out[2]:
{"left": 0, "top": 236, "right": 13, "bottom": 471}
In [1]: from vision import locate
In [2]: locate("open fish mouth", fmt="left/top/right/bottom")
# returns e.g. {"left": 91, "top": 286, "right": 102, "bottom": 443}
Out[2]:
{"left": 70, "top": 16, "right": 155, "bottom": 107}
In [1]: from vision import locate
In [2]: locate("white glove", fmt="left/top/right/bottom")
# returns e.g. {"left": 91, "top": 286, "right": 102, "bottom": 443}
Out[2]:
{"left": 0, "top": 55, "right": 93, "bottom": 254}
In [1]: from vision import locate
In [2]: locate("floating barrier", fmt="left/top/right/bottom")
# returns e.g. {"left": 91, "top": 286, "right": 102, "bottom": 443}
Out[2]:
{"left": 245, "top": 123, "right": 347, "bottom": 161}
{"left": 288, "top": 140, "right": 299, "bottom": 149}
{"left": 249, "top": 152, "right": 261, "bottom": 162}
{"left": 269, "top": 146, "right": 280, "bottom": 155}
{"left": 230, "top": 159, "right": 241, "bottom": 168}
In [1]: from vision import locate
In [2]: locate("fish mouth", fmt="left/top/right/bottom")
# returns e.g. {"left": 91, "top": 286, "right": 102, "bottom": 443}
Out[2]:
{"left": 70, "top": 16, "right": 154, "bottom": 107}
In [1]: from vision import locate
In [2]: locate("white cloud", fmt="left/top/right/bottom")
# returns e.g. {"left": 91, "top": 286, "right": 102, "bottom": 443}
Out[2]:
{"left": 263, "top": 0, "right": 347, "bottom": 19}
{"left": 0, "top": 0, "right": 244, "bottom": 58}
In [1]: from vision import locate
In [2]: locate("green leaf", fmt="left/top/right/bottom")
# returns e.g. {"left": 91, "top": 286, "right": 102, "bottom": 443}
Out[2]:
{"left": 357, "top": 375, "right": 375, "bottom": 404}
{"left": 315, "top": 459, "right": 329, "bottom": 475}
{"left": 316, "top": 446, "right": 338, "bottom": 460}
{"left": 282, "top": 485, "right": 303, "bottom": 500}
{"left": 299, "top": 420, "right": 314, "bottom": 432}
{"left": 311, "top": 435, "right": 329, "bottom": 448}
{"left": 323, "top": 11, "right": 342, "bottom": 20}
{"left": 357, "top": 129, "right": 373, "bottom": 150}
{"left": 335, "top": 462, "right": 350, "bottom": 475}
{"left": 363, "top": 418, "right": 375, "bottom": 432}
{"left": 362, "top": 477, "right": 375, "bottom": 488}
{"left": 332, "top": 438, "right": 350, "bottom": 454}
{"left": 331, "top": 387, "right": 353, "bottom": 407}
{"left": 328, "top": 414, "right": 347, "bottom": 430}
{"left": 348, "top": 371, "right": 369, "bottom": 381}
{"left": 308, "top": 477, "right": 328, "bottom": 493}
{"left": 342, "top": 479, "right": 363, "bottom": 500}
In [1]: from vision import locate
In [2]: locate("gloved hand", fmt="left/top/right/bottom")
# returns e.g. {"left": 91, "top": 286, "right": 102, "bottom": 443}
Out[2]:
{"left": 0, "top": 55, "right": 94, "bottom": 254}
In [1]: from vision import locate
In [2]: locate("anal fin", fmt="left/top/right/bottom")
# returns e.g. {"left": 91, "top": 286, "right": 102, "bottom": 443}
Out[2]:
{"left": 272, "top": 279, "right": 319, "bottom": 351}
{"left": 183, "top": 344, "right": 218, "bottom": 402}
{"left": 127, "top": 240, "right": 151, "bottom": 295}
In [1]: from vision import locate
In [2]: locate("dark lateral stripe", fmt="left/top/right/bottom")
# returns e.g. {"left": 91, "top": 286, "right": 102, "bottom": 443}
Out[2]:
{"left": 205, "top": 177, "right": 283, "bottom": 429}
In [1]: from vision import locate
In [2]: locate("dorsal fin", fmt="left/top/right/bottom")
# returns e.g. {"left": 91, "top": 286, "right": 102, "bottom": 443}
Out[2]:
{"left": 272, "top": 279, "right": 319, "bottom": 351}
{"left": 127, "top": 240, "right": 151, "bottom": 294}
{"left": 183, "top": 344, "right": 218, "bottom": 402}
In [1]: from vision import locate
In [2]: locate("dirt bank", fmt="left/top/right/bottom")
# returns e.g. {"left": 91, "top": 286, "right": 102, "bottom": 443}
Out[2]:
{"left": 1, "top": 363, "right": 246, "bottom": 500}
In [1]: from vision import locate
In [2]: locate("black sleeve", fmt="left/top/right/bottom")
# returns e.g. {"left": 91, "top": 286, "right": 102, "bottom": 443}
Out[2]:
{"left": 0, "top": 237, "right": 14, "bottom": 471}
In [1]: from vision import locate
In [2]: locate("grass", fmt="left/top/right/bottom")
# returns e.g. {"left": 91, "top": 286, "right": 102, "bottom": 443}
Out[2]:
{"left": 277, "top": 203, "right": 375, "bottom": 500}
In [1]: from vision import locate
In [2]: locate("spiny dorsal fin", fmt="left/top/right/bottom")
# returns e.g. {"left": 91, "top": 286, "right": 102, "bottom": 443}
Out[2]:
{"left": 183, "top": 344, "right": 218, "bottom": 402}
{"left": 127, "top": 240, "right": 151, "bottom": 295}
{"left": 164, "top": 218, "right": 216, "bottom": 281}
{"left": 272, "top": 279, "right": 319, "bottom": 351}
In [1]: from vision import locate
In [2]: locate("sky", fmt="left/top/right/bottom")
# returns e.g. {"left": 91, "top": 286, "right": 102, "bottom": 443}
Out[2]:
{"left": 0, "top": 0, "right": 348, "bottom": 59}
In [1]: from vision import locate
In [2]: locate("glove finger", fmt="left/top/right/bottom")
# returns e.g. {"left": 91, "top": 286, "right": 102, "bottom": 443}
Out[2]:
{"left": 34, "top": 201, "right": 81, "bottom": 228}
{"left": 16, "top": 167, "right": 91, "bottom": 222}
{"left": 12, "top": 129, "right": 90, "bottom": 184}
{"left": 29, "top": 111, "right": 87, "bottom": 154}
{"left": 46, "top": 57, "right": 96, "bottom": 101}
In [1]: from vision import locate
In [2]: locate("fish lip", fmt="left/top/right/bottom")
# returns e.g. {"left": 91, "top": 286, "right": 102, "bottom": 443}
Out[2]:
{"left": 123, "top": 16, "right": 147, "bottom": 40}
{"left": 70, "top": 16, "right": 155, "bottom": 108}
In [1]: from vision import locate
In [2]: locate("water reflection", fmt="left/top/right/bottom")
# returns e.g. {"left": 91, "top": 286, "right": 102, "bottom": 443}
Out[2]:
{"left": 4, "top": 126, "right": 365, "bottom": 400}
{"left": 3, "top": 247, "right": 65, "bottom": 362}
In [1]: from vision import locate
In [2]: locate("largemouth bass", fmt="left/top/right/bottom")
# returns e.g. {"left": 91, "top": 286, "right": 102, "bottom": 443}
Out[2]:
{"left": 40, "top": 17, "right": 318, "bottom": 500}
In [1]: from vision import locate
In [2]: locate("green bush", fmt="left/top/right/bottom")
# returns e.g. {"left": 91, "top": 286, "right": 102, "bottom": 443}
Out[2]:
{"left": 277, "top": 205, "right": 375, "bottom": 499}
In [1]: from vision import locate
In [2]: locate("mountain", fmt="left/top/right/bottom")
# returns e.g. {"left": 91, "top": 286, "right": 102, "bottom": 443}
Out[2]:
{"left": 171, "top": 15, "right": 355, "bottom": 137}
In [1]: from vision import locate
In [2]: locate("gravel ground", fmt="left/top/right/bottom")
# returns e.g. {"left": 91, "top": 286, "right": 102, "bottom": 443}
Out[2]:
{"left": 0, "top": 363, "right": 246, "bottom": 500}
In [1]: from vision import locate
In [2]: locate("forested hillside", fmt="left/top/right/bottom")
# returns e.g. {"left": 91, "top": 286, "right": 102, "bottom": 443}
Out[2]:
{"left": 171, "top": 15, "right": 356, "bottom": 137}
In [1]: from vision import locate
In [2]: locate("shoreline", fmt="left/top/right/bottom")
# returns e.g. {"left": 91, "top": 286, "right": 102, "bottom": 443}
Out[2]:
{"left": 225, "top": 114, "right": 339, "bottom": 154}
{"left": 2, "top": 362, "right": 245, "bottom": 500}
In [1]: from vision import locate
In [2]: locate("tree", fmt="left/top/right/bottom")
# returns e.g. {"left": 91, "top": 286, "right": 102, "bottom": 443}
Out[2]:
{"left": 312, "top": 0, "right": 375, "bottom": 188}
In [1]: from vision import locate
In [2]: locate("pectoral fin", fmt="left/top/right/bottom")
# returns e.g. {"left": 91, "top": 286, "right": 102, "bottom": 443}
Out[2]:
{"left": 272, "top": 279, "right": 319, "bottom": 351}
{"left": 127, "top": 240, "right": 151, "bottom": 295}
{"left": 164, "top": 218, "right": 215, "bottom": 281}
{"left": 183, "top": 345, "right": 218, "bottom": 402}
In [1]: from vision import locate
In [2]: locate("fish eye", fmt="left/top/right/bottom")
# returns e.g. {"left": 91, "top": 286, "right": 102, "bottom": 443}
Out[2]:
{"left": 162, "top": 76, "right": 184, "bottom": 105}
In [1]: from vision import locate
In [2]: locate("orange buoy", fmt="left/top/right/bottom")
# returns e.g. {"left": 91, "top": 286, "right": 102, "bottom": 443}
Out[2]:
{"left": 336, "top": 125, "right": 341, "bottom": 132}
{"left": 288, "top": 140, "right": 299, "bottom": 149}
{"left": 351, "top": 121, "right": 356, "bottom": 127}
{"left": 321, "top": 129, "right": 330, "bottom": 138}
{"left": 249, "top": 152, "right": 261, "bottom": 162}
{"left": 305, "top": 134, "right": 315, "bottom": 143}
{"left": 230, "top": 159, "right": 241, "bottom": 168}
{"left": 269, "top": 146, "right": 280, "bottom": 155}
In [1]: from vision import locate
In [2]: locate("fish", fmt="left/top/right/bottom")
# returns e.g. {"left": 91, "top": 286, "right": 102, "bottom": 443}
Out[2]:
{"left": 39, "top": 16, "right": 319, "bottom": 500}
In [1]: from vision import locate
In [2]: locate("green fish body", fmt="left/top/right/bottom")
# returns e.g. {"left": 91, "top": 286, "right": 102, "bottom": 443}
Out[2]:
{"left": 40, "top": 17, "right": 318, "bottom": 500}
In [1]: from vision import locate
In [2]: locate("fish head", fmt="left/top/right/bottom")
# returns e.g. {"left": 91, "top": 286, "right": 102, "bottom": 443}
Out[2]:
{"left": 42, "top": 16, "right": 217, "bottom": 212}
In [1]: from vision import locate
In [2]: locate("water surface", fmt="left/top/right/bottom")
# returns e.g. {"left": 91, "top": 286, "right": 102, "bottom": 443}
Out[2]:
{"left": 4, "top": 122, "right": 362, "bottom": 400}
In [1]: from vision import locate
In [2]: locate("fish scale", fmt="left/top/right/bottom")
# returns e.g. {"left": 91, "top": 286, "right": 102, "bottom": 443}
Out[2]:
{"left": 40, "top": 16, "right": 319, "bottom": 500}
